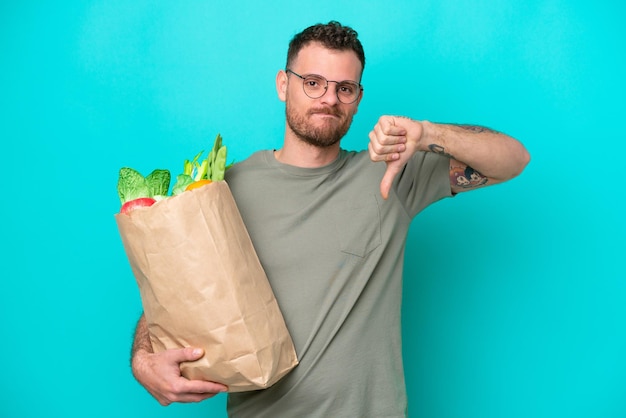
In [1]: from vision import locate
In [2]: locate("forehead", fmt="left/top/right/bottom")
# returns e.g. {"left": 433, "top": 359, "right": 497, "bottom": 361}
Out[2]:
{"left": 291, "top": 42, "right": 362, "bottom": 81}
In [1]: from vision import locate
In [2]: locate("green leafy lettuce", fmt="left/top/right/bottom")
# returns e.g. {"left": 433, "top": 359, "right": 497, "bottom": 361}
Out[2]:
{"left": 117, "top": 167, "right": 171, "bottom": 204}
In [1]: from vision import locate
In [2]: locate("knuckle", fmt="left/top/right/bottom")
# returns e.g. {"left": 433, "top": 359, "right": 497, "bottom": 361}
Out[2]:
{"left": 367, "top": 144, "right": 378, "bottom": 158}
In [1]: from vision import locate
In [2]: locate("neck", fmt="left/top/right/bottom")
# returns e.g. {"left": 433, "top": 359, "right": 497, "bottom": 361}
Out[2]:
{"left": 274, "top": 133, "right": 341, "bottom": 168}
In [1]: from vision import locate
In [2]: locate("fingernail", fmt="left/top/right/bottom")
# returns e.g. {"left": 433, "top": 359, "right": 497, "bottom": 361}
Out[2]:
{"left": 192, "top": 348, "right": 203, "bottom": 356}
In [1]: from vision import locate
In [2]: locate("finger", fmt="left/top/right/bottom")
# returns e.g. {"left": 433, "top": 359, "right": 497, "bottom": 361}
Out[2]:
{"left": 173, "top": 392, "right": 221, "bottom": 403}
{"left": 167, "top": 386, "right": 224, "bottom": 404}
{"left": 380, "top": 162, "right": 403, "bottom": 200}
{"left": 169, "top": 347, "right": 205, "bottom": 363}
{"left": 185, "top": 379, "right": 228, "bottom": 394}
{"left": 368, "top": 141, "right": 395, "bottom": 162}
{"left": 163, "top": 377, "right": 228, "bottom": 404}
{"left": 369, "top": 132, "right": 405, "bottom": 159}
{"left": 368, "top": 135, "right": 381, "bottom": 161}
{"left": 372, "top": 127, "right": 406, "bottom": 150}
{"left": 380, "top": 116, "right": 407, "bottom": 137}
{"left": 368, "top": 139, "right": 403, "bottom": 163}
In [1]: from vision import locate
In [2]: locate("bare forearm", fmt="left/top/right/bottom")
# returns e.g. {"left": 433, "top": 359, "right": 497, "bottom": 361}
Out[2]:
{"left": 368, "top": 115, "right": 530, "bottom": 197}
{"left": 131, "top": 314, "right": 153, "bottom": 361}
{"left": 421, "top": 121, "right": 530, "bottom": 181}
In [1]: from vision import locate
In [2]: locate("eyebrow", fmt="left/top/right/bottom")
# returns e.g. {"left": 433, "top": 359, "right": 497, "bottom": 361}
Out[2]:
{"left": 300, "top": 72, "right": 360, "bottom": 84}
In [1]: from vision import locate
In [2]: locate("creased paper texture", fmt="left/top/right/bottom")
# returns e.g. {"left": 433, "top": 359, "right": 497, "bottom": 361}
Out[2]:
{"left": 116, "top": 181, "right": 298, "bottom": 392}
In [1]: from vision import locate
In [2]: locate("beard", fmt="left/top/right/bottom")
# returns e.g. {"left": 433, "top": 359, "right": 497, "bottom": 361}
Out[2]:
{"left": 285, "top": 100, "right": 354, "bottom": 148}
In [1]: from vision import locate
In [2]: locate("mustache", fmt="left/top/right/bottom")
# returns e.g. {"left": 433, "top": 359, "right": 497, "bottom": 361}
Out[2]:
{"left": 307, "top": 107, "right": 342, "bottom": 117}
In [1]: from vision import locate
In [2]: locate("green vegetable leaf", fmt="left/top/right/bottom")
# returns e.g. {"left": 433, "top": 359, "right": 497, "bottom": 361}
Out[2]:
{"left": 182, "top": 159, "right": 193, "bottom": 176}
{"left": 145, "top": 169, "right": 171, "bottom": 197}
{"left": 206, "top": 149, "right": 215, "bottom": 179}
{"left": 211, "top": 134, "right": 223, "bottom": 156}
{"left": 211, "top": 145, "right": 228, "bottom": 181}
{"left": 117, "top": 167, "right": 150, "bottom": 204}
{"left": 171, "top": 174, "right": 194, "bottom": 195}
{"left": 196, "top": 159, "right": 209, "bottom": 181}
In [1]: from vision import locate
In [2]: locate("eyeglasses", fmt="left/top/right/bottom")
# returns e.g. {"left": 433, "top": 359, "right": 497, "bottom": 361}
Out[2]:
{"left": 286, "top": 69, "right": 362, "bottom": 104}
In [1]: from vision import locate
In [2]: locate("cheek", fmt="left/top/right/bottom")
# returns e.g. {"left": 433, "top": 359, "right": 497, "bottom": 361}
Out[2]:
{"left": 342, "top": 105, "right": 358, "bottom": 120}
{"left": 287, "top": 94, "right": 311, "bottom": 116}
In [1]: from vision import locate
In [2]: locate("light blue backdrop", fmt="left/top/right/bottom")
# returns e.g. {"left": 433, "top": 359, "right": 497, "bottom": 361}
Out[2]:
{"left": 1, "top": 1, "right": 624, "bottom": 417}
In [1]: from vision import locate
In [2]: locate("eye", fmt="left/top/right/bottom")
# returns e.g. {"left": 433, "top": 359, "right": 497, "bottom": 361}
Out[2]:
{"left": 338, "top": 82, "right": 360, "bottom": 98}
{"left": 304, "top": 75, "right": 325, "bottom": 89}
{"left": 338, "top": 83, "right": 357, "bottom": 95}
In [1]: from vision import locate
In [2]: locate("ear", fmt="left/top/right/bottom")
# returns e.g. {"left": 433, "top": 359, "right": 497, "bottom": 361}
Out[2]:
{"left": 276, "top": 70, "right": 288, "bottom": 102}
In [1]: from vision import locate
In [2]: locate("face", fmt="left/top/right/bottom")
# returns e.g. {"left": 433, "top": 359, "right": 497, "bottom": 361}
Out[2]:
{"left": 277, "top": 43, "right": 363, "bottom": 148}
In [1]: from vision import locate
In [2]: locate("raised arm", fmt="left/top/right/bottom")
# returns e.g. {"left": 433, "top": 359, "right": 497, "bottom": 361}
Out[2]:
{"left": 368, "top": 116, "right": 530, "bottom": 197}
{"left": 130, "top": 314, "right": 227, "bottom": 405}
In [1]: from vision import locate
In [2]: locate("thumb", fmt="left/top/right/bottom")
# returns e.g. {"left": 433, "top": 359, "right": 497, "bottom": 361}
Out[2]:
{"left": 172, "top": 347, "right": 205, "bottom": 363}
{"left": 380, "top": 161, "right": 403, "bottom": 200}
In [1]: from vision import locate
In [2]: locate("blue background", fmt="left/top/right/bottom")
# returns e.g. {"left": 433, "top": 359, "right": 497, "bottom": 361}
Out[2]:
{"left": 1, "top": 1, "right": 625, "bottom": 417}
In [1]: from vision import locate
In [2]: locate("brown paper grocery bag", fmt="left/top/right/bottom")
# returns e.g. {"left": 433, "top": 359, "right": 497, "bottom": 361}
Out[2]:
{"left": 115, "top": 181, "right": 298, "bottom": 392}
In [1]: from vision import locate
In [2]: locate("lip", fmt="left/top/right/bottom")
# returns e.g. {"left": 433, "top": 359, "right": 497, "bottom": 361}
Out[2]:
{"left": 310, "top": 111, "right": 340, "bottom": 119}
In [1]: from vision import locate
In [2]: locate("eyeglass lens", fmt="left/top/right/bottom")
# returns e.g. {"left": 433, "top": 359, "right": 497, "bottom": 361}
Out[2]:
{"left": 288, "top": 70, "right": 361, "bottom": 104}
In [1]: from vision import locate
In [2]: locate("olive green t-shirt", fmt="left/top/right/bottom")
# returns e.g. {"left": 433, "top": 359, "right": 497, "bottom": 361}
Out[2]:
{"left": 224, "top": 149, "right": 451, "bottom": 417}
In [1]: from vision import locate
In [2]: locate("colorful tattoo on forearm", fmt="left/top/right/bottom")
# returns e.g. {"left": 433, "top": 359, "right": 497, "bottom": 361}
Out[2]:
{"left": 450, "top": 164, "right": 488, "bottom": 188}
{"left": 429, "top": 124, "right": 495, "bottom": 188}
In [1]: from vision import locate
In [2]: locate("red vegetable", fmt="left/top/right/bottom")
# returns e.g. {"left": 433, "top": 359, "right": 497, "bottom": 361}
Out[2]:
{"left": 120, "top": 197, "right": 156, "bottom": 214}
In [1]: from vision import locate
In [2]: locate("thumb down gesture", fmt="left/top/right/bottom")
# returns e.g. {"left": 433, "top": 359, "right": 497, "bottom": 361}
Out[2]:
{"left": 368, "top": 116, "right": 424, "bottom": 199}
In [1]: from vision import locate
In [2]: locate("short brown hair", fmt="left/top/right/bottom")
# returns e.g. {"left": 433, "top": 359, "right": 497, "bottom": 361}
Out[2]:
{"left": 286, "top": 21, "right": 365, "bottom": 75}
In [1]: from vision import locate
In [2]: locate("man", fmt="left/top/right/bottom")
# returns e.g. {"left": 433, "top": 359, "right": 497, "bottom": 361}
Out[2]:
{"left": 130, "top": 21, "right": 530, "bottom": 417}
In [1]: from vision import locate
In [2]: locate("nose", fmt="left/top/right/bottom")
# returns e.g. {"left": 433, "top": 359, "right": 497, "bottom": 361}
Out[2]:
{"left": 319, "top": 82, "right": 340, "bottom": 105}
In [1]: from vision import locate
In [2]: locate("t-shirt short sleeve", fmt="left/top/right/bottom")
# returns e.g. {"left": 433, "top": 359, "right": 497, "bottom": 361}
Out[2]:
{"left": 393, "top": 151, "right": 453, "bottom": 218}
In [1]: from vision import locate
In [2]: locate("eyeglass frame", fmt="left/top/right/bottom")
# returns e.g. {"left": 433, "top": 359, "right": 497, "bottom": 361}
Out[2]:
{"left": 285, "top": 69, "right": 363, "bottom": 104}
